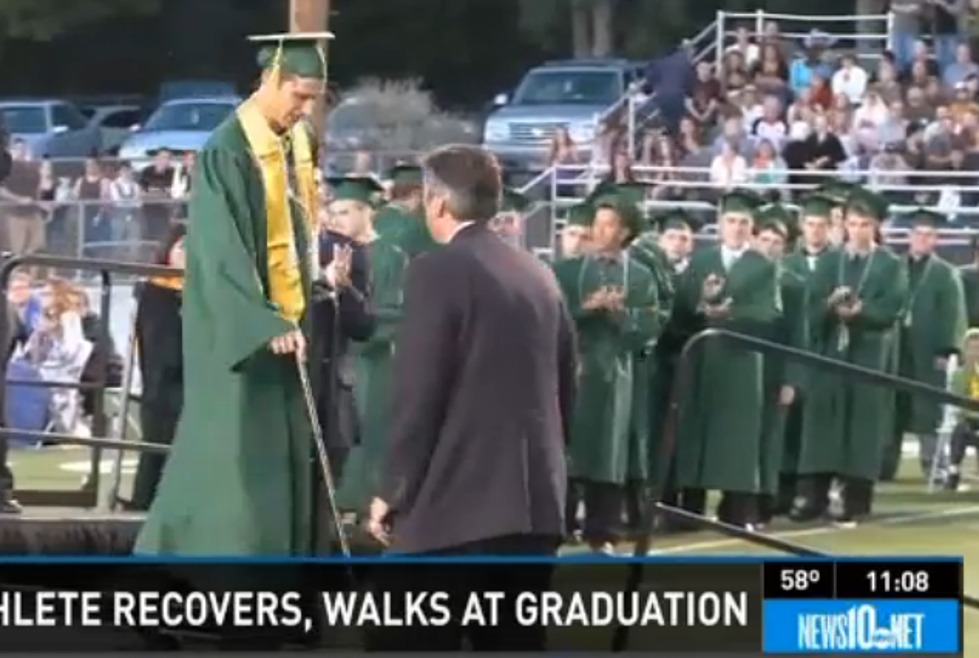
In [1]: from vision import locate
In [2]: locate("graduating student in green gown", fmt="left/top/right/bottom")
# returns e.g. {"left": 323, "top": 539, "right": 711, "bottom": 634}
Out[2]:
{"left": 960, "top": 235, "right": 979, "bottom": 329}
{"left": 551, "top": 202, "right": 593, "bottom": 540}
{"left": 783, "top": 194, "right": 835, "bottom": 282}
{"left": 327, "top": 178, "right": 411, "bottom": 516}
{"left": 752, "top": 206, "right": 807, "bottom": 525}
{"left": 561, "top": 193, "right": 662, "bottom": 552}
{"left": 888, "top": 209, "right": 966, "bottom": 478}
{"left": 673, "top": 190, "right": 780, "bottom": 529}
{"left": 793, "top": 188, "right": 908, "bottom": 526}
{"left": 135, "top": 32, "right": 334, "bottom": 556}
{"left": 815, "top": 180, "right": 858, "bottom": 246}
{"left": 373, "top": 164, "right": 424, "bottom": 243}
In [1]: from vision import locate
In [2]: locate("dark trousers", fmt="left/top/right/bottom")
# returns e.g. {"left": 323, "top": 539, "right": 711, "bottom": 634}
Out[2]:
{"left": 0, "top": 432, "right": 13, "bottom": 501}
{"left": 565, "top": 480, "right": 582, "bottom": 536}
{"left": 364, "top": 534, "right": 559, "bottom": 651}
{"left": 680, "top": 488, "right": 756, "bottom": 527}
{"left": 131, "top": 403, "right": 180, "bottom": 510}
{"left": 950, "top": 418, "right": 979, "bottom": 467}
{"left": 580, "top": 480, "right": 624, "bottom": 544}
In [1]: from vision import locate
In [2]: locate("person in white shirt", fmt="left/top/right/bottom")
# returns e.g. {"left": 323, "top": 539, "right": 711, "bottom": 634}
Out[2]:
{"left": 852, "top": 87, "right": 891, "bottom": 129}
{"left": 831, "top": 53, "right": 869, "bottom": 105}
{"left": 751, "top": 95, "right": 788, "bottom": 150}
{"left": 726, "top": 26, "right": 760, "bottom": 68}
{"left": 710, "top": 140, "right": 748, "bottom": 191}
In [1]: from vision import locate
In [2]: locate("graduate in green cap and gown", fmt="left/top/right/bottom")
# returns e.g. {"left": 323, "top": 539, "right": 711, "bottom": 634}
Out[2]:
{"left": 959, "top": 234, "right": 979, "bottom": 329}
{"left": 673, "top": 189, "right": 780, "bottom": 529}
{"left": 373, "top": 165, "right": 431, "bottom": 252}
{"left": 561, "top": 192, "right": 662, "bottom": 552}
{"left": 793, "top": 188, "right": 908, "bottom": 526}
{"left": 815, "top": 181, "right": 858, "bottom": 246}
{"left": 752, "top": 205, "right": 808, "bottom": 524}
{"left": 136, "top": 31, "right": 338, "bottom": 555}
{"left": 886, "top": 209, "right": 966, "bottom": 480}
{"left": 327, "top": 178, "right": 411, "bottom": 516}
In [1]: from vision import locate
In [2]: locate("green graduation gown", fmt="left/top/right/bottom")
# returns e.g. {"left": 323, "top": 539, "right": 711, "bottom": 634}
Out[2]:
{"left": 337, "top": 237, "right": 409, "bottom": 512}
{"left": 894, "top": 254, "right": 965, "bottom": 435}
{"left": 561, "top": 252, "right": 661, "bottom": 485}
{"left": 798, "top": 247, "right": 908, "bottom": 482}
{"left": 135, "top": 117, "right": 320, "bottom": 556}
{"left": 760, "top": 265, "right": 808, "bottom": 494}
{"left": 674, "top": 247, "right": 781, "bottom": 493}
{"left": 959, "top": 264, "right": 979, "bottom": 328}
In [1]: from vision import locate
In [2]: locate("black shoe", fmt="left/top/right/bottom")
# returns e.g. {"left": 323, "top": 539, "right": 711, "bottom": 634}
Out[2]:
{"left": 788, "top": 505, "right": 824, "bottom": 523}
{"left": 944, "top": 473, "right": 961, "bottom": 492}
{"left": 0, "top": 499, "right": 22, "bottom": 515}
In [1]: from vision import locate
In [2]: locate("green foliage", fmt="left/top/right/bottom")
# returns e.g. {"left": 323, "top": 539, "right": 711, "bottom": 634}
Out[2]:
{"left": 0, "top": 0, "right": 159, "bottom": 40}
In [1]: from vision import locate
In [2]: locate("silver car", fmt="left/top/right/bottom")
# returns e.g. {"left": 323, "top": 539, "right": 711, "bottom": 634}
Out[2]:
{"left": 0, "top": 99, "right": 102, "bottom": 158}
{"left": 118, "top": 96, "right": 241, "bottom": 170}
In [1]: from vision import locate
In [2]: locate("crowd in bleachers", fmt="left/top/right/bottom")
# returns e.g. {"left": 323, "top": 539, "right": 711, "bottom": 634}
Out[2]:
{"left": 0, "top": 144, "right": 193, "bottom": 265}
{"left": 549, "top": 19, "right": 979, "bottom": 225}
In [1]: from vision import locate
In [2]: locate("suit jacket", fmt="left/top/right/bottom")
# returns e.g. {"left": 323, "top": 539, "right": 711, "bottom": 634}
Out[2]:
{"left": 314, "top": 230, "right": 374, "bottom": 450}
{"left": 380, "top": 223, "right": 577, "bottom": 554}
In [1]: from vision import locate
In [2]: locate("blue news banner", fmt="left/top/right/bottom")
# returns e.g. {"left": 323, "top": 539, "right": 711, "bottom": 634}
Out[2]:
{"left": 761, "top": 558, "right": 962, "bottom": 654}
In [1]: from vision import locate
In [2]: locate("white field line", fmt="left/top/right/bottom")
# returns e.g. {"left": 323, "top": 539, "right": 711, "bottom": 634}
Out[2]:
{"left": 647, "top": 503, "right": 979, "bottom": 555}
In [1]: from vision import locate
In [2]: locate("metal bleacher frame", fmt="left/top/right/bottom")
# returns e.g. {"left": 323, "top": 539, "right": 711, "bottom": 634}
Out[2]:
{"left": 0, "top": 254, "right": 175, "bottom": 509}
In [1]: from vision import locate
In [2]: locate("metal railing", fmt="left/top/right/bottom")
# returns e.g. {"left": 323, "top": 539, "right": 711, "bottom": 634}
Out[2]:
{"left": 612, "top": 327, "right": 979, "bottom": 650}
{"left": 0, "top": 254, "right": 177, "bottom": 508}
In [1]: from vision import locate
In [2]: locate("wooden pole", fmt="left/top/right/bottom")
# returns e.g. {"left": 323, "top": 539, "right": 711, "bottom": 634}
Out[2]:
{"left": 289, "top": 0, "right": 330, "bottom": 142}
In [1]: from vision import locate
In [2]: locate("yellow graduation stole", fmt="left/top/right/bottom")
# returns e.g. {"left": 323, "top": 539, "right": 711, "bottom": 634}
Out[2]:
{"left": 236, "top": 99, "right": 319, "bottom": 325}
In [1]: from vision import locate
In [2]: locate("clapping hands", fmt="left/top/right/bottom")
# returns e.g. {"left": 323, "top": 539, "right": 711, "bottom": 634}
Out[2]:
{"left": 324, "top": 243, "right": 353, "bottom": 289}
{"left": 583, "top": 286, "right": 625, "bottom": 312}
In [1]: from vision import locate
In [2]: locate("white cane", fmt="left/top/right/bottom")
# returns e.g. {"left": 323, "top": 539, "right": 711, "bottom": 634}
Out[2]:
{"left": 295, "top": 350, "right": 351, "bottom": 558}
{"left": 928, "top": 354, "right": 959, "bottom": 493}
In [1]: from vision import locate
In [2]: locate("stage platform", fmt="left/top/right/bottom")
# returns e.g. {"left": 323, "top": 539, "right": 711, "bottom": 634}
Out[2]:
{"left": 0, "top": 508, "right": 142, "bottom": 555}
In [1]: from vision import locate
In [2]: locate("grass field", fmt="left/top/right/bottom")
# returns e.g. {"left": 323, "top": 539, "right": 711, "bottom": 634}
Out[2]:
{"left": 8, "top": 445, "right": 979, "bottom": 653}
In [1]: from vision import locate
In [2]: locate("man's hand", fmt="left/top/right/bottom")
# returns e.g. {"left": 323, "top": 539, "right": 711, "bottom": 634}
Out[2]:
{"left": 702, "top": 273, "right": 725, "bottom": 302}
{"left": 324, "top": 243, "right": 353, "bottom": 289}
{"left": 583, "top": 287, "right": 612, "bottom": 310}
{"left": 779, "top": 385, "right": 796, "bottom": 407}
{"left": 704, "top": 297, "right": 733, "bottom": 319}
{"left": 836, "top": 300, "right": 862, "bottom": 319}
{"left": 827, "top": 286, "right": 852, "bottom": 307}
{"left": 269, "top": 329, "right": 306, "bottom": 361}
{"left": 603, "top": 287, "right": 626, "bottom": 312}
{"left": 367, "top": 497, "right": 391, "bottom": 546}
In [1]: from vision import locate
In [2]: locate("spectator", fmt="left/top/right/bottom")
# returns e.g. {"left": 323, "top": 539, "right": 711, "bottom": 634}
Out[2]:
{"left": 875, "top": 57, "right": 905, "bottom": 104}
{"left": 604, "top": 149, "right": 636, "bottom": 185}
{"left": 788, "top": 105, "right": 815, "bottom": 142}
{"left": 73, "top": 158, "right": 109, "bottom": 258}
{"left": 713, "top": 114, "right": 754, "bottom": 158}
{"left": 735, "top": 86, "right": 764, "bottom": 130}
{"left": 931, "top": 0, "right": 966, "bottom": 72}
{"left": 751, "top": 95, "right": 788, "bottom": 150}
{"left": 787, "top": 87, "right": 814, "bottom": 124}
{"left": 170, "top": 151, "right": 196, "bottom": 200}
{"left": 951, "top": 82, "right": 979, "bottom": 125}
{"left": 869, "top": 142, "right": 911, "bottom": 203}
{"left": 642, "top": 41, "right": 695, "bottom": 134}
{"left": 640, "top": 131, "right": 681, "bottom": 199}
{"left": 925, "top": 107, "right": 957, "bottom": 170}
{"left": 879, "top": 99, "right": 910, "bottom": 145}
{"left": 853, "top": 88, "right": 892, "bottom": 129}
{"left": 906, "top": 86, "right": 934, "bottom": 123}
{"left": 799, "top": 112, "right": 847, "bottom": 185}
{"left": 676, "top": 115, "right": 705, "bottom": 160}
{"left": 905, "top": 122, "right": 930, "bottom": 172}
{"left": 685, "top": 61, "right": 722, "bottom": 130}
{"left": 0, "top": 140, "right": 44, "bottom": 270}
{"left": 748, "top": 138, "right": 788, "bottom": 191}
{"left": 138, "top": 149, "right": 176, "bottom": 244}
{"left": 907, "top": 59, "right": 933, "bottom": 89}
{"left": 7, "top": 270, "right": 41, "bottom": 338}
{"left": 547, "top": 126, "right": 581, "bottom": 167}
{"left": 107, "top": 162, "right": 143, "bottom": 261}
{"left": 944, "top": 43, "right": 979, "bottom": 90}
{"left": 722, "top": 50, "right": 751, "bottom": 92}
{"left": 905, "top": 39, "right": 940, "bottom": 81}
{"left": 754, "top": 42, "right": 789, "bottom": 82}
{"left": 832, "top": 109, "right": 859, "bottom": 156}
{"left": 351, "top": 149, "right": 375, "bottom": 176}
{"left": 789, "top": 35, "right": 833, "bottom": 95}
{"left": 925, "top": 76, "right": 947, "bottom": 106}
{"left": 727, "top": 26, "right": 760, "bottom": 68}
{"left": 832, "top": 53, "right": 869, "bottom": 104}
{"left": 890, "top": 0, "right": 926, "bottom": 70}
{"left": 709, "top": 140, "right": 748, "bottom": 191}
{"left": 810, "top": 75, "right": 834, "bottom": 110}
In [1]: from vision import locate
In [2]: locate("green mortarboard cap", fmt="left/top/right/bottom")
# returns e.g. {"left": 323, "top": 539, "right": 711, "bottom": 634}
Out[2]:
{"left": 327, "top": 176, "right": 383, "bottom": 206}
{"left": 905, "top": 207, "right": 948, "bottom": 228}
{"left": 653, "top": 209, "right": 701, "bottom": 233}
{"left": 567, "top": 203, "right": 594, "bottom": 227}
{"left": 585, "top": 180, "right": 651, "bottom": 208}
{"left": 815, "top": 181, "right": 858, "bottom": 207}
{"left": 250, "top": 32, "right": 333, "bottom": 81}
{"left": 387, "top": 164, "right": 423, "bottom": 186}
{"left": 500, "top": 188, "right": 530, "bottom": 214}
{"left": 756, "top": 203, "right": 800, "bottom": 242}
{"left": 800, "top": 193, "right": 836, "bottom": 219}
{"left": 719, "top": 189, "right": 764, "bottom": 215}
{"left": 592, "top": 194, "right": 643, "bottom": 243}
{"left": 845, "top": 187, "right": 889, "bottom": 222}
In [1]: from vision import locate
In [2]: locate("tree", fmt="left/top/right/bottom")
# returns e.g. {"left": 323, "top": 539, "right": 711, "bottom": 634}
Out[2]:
{"left": 0, "top": 0, "right": 159, "bottom": 40}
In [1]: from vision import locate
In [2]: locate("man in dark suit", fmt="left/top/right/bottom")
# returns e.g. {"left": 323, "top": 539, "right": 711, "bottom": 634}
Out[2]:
{"left": 365, "top": 144, "right": 577, "bottom": 651}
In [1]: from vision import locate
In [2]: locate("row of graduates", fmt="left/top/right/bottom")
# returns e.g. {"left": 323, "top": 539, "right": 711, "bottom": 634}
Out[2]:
{"left": 549, "top": 179, "right": 967, "bottom": 552}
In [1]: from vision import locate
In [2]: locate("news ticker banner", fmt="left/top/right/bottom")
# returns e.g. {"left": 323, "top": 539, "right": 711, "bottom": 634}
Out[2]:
{"left": 0, "top": 557, "right": 963, "bottom": 653}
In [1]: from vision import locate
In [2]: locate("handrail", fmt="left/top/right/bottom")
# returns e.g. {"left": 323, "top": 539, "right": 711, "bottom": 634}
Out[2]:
{"left": 612, "top": 327, "right": 979, "bottom": 651}
{"left": 554, "top": 162, "right": 979, "bottom": 180}
{"left": 721, "top": 11, "right": 891, "bottom": 21}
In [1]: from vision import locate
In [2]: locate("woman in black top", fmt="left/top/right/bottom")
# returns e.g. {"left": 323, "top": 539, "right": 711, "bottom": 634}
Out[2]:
{"left": 130, "top": 224, "right": 184, "bottom": 511}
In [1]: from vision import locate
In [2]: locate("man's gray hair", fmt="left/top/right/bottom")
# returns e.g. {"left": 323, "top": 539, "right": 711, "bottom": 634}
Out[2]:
{"left": 421, "top": 144, "right": 502, "bottom": 222}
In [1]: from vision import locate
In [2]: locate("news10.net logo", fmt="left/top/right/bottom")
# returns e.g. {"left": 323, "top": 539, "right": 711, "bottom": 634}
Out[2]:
{"left": 798, "top": 604, "right": 924, "bottom": 652}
